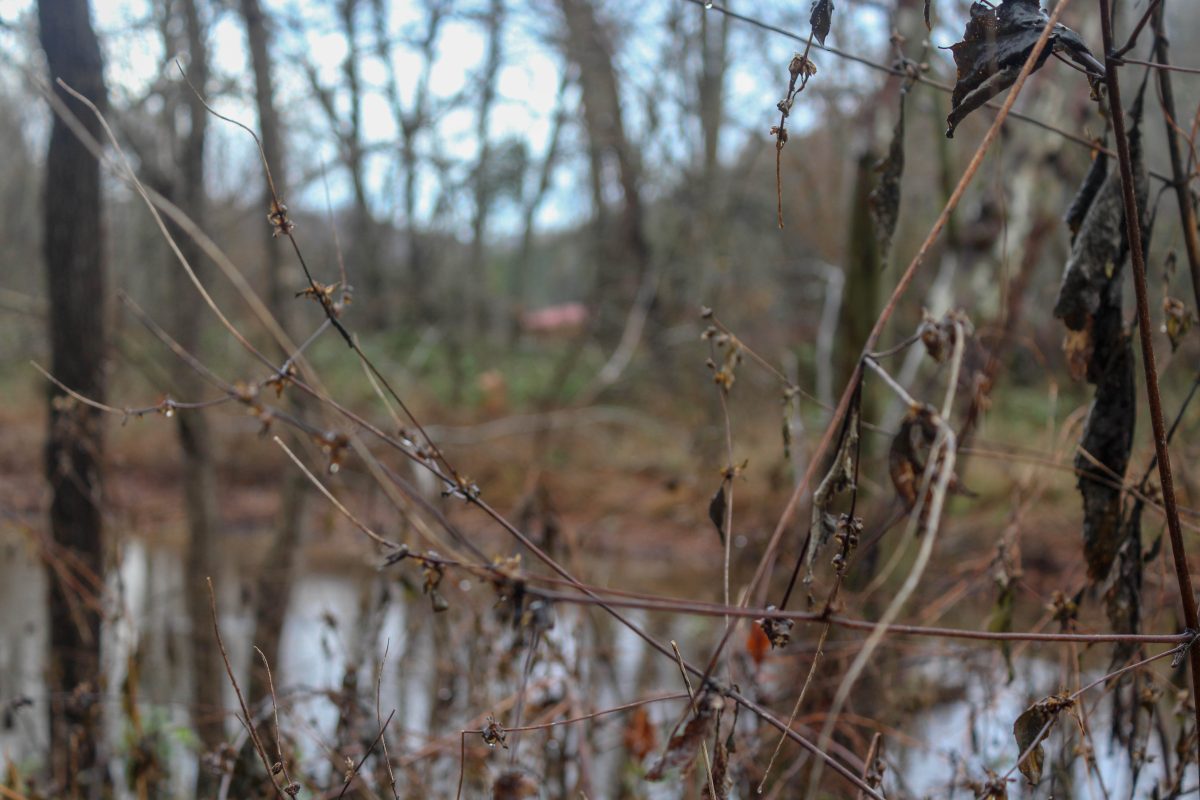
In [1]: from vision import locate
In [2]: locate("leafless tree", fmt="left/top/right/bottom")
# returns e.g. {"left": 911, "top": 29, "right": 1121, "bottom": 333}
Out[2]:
{"left": 37, "top": 0, "right": 108, "bottom": 791}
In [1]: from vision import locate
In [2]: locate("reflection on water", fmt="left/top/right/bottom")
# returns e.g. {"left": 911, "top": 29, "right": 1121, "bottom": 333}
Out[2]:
{"left": 2, "top": 530, "right": 1195, "bottom": 798}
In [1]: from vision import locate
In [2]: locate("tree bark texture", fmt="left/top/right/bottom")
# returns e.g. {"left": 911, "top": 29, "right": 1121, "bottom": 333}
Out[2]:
{"left": 38, "top": 0, "right": 108, "bottom": 792}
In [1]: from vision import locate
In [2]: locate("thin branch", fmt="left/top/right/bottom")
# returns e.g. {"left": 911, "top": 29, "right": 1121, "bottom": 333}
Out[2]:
{"left": 207, "top": 578, "right": 287, "bottom": 798}
{"left": 1100, "top": 0, "right": 1200, "bottom": 764}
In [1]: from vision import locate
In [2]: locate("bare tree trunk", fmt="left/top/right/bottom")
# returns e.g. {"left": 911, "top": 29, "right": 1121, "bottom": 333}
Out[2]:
{"left": 239, "top": 0, "right": 311, "bottom": 711}
{"left": 558, "top": 0, "right": 652, "bottom": 339}
{"left": 466, "top": 0, "right": 505, "bottom": 338}
{"left": 38, "top": 1, "right": 108, "bottom": 793}
{"left": 837, "top": 152, "right": 881, "bottom": 426}
{"left": 240, "top": 0, "right": 288, "bottom": 314}
{"left": 160, "top": 0, "right": 229, "bottom": 769}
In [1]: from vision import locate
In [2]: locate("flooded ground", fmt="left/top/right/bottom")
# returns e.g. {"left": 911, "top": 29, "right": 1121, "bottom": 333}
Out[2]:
{"left": 1, "top": 528, "right": 1194, "bottom": 798}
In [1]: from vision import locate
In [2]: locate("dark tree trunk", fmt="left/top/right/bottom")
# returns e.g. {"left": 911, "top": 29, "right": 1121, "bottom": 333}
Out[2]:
{"left": 239, "top": 0, "right": 310, "bottom": 712}
{"left": 558, "top": 0, "right": 652, "bottom": 338}
{"left": 38, "top": 0, "right": 108, "bottom": 793}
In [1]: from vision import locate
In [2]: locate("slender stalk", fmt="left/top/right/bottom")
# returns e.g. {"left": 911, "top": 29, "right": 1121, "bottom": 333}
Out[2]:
{"left": 1099, "top": 0, "right": 1200, "bottom": 761}
{"left": 1150, "top": 1, "right": 1200, "bottom": 313}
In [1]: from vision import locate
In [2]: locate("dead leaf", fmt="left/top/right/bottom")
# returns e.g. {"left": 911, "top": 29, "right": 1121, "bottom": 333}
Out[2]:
{"left": 1065, "top": 145, "right": 1108, "bottom": 240}
{"left": 888, "top": 404, "right": 940, "bottom": 511}
{"left": 623, "top": 706, "right": 657, "bottom": 762}
{"left": 1075, "top": 315, "right": 1135, "bottom": 582}
{"left": 923, "top": 0, "right": 932, "bottom": 31}
{"left": 646, "top": 693, "right": 723, "bottom": 781}
{"left": 709, "top": 478, "right": 729, "bottom": 545}
{"left": 810, "top": 0, "right": 834, "bottom": 47}
{"left": 746, "top": 621, "right": 770, "bottom": 666}
{"left": 1162, "top": 296, "right": 1193, "bottom": 351}
{"left": 945, "top": 0, "right": 1103, "bottom": 138}
{"left": 868, "top": 90, "right": 906, "bottom": 268}
{"left": 1054, "top": 89, "right": 1148, "bottom": 336}
{"left": 757, "top": 610, "right": 794, "bottom": 650}
{"left": 919, "top": 308, "right": 974, "bottom": 363}
{"left": 1013, "top": 694, "right": 1073, "bottom": 785}
{"left": 807, "top": 384, "right": 862, "bottom": 581}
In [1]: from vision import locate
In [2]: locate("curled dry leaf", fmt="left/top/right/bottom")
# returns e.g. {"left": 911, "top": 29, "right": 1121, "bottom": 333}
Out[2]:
{"left": 708, "top": 478, "right": 729, "bottom": 545}
{"left": 1055, "top": 92, "right": 1147, "bottom": 583}
{"left": 945, "top": 0, "right": 1103, "bottom": 138}
{"left": 1013, "top": 694, "right": 1073, "bottom": 785}
{"left": 807, "top": 384, "right": 862, "bottom": 581}
{"left": 1054, "top": 90, "right": 1148, "bottom": 339}
{"left": 623, "top": 706, "right": 657, "bottom": 762}
{"left": 809, "top": 0, "right": 834, "bottom": 47}
{"left": 757, "top": 606, "right": 794, "bottom": 650}
{"left": 867, "top": 90, "right": 906, "bottom": 268}
{"left": 491, "top": 771, "right": 539, "bottom": 800}
{"left": 646, "top": 693, "right": 723, "bottom": 781}
{"left": 919, "top": 308, "right": 974, "bottom": 363}
{"left": 923, "top": 0, "right": 932, "bottom": 31}
{"left": 888, "top": 404, "right": 969, "bottom": 517}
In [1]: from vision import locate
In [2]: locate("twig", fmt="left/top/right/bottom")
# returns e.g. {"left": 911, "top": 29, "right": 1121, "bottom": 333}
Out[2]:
{"left": 1151, "top": 2, "right": 1200, "bottom": 315}
{"left": 679, "top": 0, "right": 1176, "bottom": 185}
{"left": 336, "top": 709, "right": 396, "bottom": 799}
{"left": 376, "top": 639, "right": 399, "bottom": 800}
{"left": 1099, "top": 0, "right": 1200, "bottom": 764}
{"left": 206, "top": 578, "right": 287, "bottom": 798}
{"left": 805, "top": 330, "right": 964, "bottom": 796}
{"left": 668, "top": 641, "right": 718, "bottom": 799}
{"left": 272, "top": 436, "right": 400, "bottom": 551}
{"left": 253, "top": 646, "right": 296, "bottom": 793}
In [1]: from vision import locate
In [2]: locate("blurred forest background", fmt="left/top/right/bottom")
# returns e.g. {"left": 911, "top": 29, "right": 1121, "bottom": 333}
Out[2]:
{"left": 3, "top": 0, "right": 1200, "bottom": 797}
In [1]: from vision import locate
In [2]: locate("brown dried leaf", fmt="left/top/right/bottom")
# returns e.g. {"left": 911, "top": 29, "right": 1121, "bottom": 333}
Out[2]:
{"left": 646, "top": 693, "right": 722, "bottom": 781}
{"left": 919, "top": 308, "right": 974, "bottom": 363}
{"left": 945, "top": 0, "right": 1102, "bottom": 138}
{"left": 623, "top": 706, "right": 657, "bottom": 762}
{"left": 1013, "top": 694, "right": 1073, "bottom": 785}
{"left": 746, "top": 621, "right": 770, "bottom": 666}
{"left": 888, "top": 405, "right": 939, "bottom": 511}
{"left": 809, "top": 0, "right": 834, "bottom": 47}
{"left": 923, "top": 0, "right": 932, "bottom": 31}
